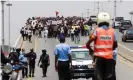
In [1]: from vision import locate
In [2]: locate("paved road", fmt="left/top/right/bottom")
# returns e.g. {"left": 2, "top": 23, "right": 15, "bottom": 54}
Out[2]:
{"left": 115, "top": 29, "right": 133, "bottom": 50}
{"left": 20, "top": 34, "right": 133, "bottom": 80}
{"left": 115, "top": 29, "right": 133, "bottom": 62}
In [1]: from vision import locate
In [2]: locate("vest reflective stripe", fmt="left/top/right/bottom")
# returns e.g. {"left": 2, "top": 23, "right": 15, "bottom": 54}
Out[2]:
{"left": 95, "top": 45, "right": 113, "bottom": 48}
{"left": 94, "top": 27, "right": 114, "bottom": 59}
{"left": 94, "top": 52, "right": 113, "bottom": 59}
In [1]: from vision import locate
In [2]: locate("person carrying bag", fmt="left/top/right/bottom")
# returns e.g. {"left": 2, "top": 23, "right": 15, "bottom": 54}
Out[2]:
{"left": 38, "top": 49, "right": 50, "bottom": 77}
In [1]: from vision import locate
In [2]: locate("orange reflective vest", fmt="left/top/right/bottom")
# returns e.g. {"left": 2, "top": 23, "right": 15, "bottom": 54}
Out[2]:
{"left": 94, "top": 27, "right": 114, "bottom": 59}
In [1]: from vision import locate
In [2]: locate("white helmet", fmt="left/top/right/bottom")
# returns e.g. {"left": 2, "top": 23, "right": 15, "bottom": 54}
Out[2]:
{"left": 97, "top": 12, "right": 111, "bottom": 24}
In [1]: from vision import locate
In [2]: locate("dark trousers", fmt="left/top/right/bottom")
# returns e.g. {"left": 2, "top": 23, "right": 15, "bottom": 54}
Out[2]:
{"left": 29, "top": 65, "right": 35, "bottom": 76}
{"left": 71, "top": 34, "right": 74, "bottom": 41}
{"left": 74, "top": 35, "right": 80, "bottom": 44}
{"left": 39, "top": 31, "right": 42, "bottom": 38}
{"left": 58, "top": 61, "right": 70, "bottom": 80}
{"left": 42, "top": 64, "right": 48, "bottom": 76}
{"left": 28, "top": 35, "right": 32, "bottom": 42}
{"left": 94, "top": 57, "right": 115, "bottom": 80}
{"left": 25, "top": 34, "right": 28, "bottom": 40}
{"left": 54, "top": 31, "right": 57, "bottom": 38}
{"left": 112, "top": 60, "right": 116, "bottom": 80}
{"left": 81, "top": 30, "right": 84, "bottom": 36}
{"left": 33, "top": 29, "right": 35, "bottom": 35}
{"left": 22, "top": 34, "right": 25, "bottom": 40}
{"left": 22, "top": 65, "right": 28, "bottom": 77}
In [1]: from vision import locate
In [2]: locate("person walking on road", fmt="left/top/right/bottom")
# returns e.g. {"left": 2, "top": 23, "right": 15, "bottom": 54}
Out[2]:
{"left": 44, "top": 28, "right": 48, "bottom": 42}
{"left": 38, "top": 26, "right": 42, "bottom": 38}
{"left": 20, "top": 27, "right": 25, "bottom": 41}
{"left": 19, "top": 49, "right": 28, "bottom": 78}
{"left": 54, "top": 36, "right": 72, "bottom": 80}
{"left": 24, "top": 28, "right": 28, "bottom": 40}
{"left": 28, "top": 29, "right": 32, "bottom": 43}
{"left": 86, "top": 12, "right": 118, "bottom": 80}
{"left": 74, "top": 27, "right": 80, "bottom": 44}
{"left": 38, "top": 49, "right": 50, "bottom": 77}
{"left": 25, "top": 49, "right": 37, "bottom": 77}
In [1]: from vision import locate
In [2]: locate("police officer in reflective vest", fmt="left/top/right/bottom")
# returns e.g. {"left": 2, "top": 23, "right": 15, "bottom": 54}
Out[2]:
{"left": 86, "top": 12, "right": 118, "bottom": 80}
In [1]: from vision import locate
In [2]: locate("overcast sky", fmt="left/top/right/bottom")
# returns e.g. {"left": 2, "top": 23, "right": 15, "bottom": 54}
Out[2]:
{"left": 1, "top": 0, "right": 133, "bottom": 46}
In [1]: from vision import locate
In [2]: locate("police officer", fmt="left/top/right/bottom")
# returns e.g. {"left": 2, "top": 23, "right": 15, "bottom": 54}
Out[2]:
{"left": 38, "top": 49, "right": 50, "bottom": 77}
{"left": 54, "top": 36, "right": 72, "bottom": 80}
{"left": 112, "top": 43, "right": 118, "bottom": 80}
{"left": 86, "top": 12, "right": 118, "bottom": 80}
{"left": 25, "top": 49, "right": 37, "bottom": 77}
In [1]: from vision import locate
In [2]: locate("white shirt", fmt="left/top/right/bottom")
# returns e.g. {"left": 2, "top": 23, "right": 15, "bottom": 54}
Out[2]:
{"left": 71, "top": 29, "right": 74, "bottom": 34}
{"left": 28, "top": 30, "right": 32, "bottom": 36}
{"left": 32, "top": 20, "right": 37, "bottom": 28}
{"left": 44, "top": 27, "right": 47, "bottom": 30}
{"left": 61, "top": 27, "right": 64, "bottom": 33}
{"left": 44, "top": 30, "right": 48, "bottom": 35}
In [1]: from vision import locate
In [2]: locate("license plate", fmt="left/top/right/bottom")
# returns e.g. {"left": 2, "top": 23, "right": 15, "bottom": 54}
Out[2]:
{"left": 74, "top": 73, "right": 85, "bottom": 76}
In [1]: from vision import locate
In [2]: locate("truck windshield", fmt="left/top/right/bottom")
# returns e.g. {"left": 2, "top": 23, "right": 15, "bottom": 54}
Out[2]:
{"left": 71, "top": 51, "right": 92, "bottom": 60}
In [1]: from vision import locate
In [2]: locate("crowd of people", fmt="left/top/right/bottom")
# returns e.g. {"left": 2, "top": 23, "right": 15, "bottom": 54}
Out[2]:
{"left": 14, "top": 16, "right": 93, "bottom": 79}
{"left": 20, "top": 16, "right": 93, "bottom": 43}
{"left": 1, "top": 11, "right": 118, "bottom": 80}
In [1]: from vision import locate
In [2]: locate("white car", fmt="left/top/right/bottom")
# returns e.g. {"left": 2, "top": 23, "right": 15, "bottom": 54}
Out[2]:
{"left": 70, "top": 46, "right": 94, "bottom": 79}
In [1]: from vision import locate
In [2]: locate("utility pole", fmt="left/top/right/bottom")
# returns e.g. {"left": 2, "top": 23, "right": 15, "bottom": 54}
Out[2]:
{"left": 6, "top": 2, "right": 12, "bottom": 53}
{"left": 81, "top": 13, "right": 84, "bottom": 19}
{"left": 114, "top": 0, "right": 117, "bottom": 23}
{"left": 1, "top": 0, "right": 6, "bottom": 51}
{"left": 108, "top": 0, "right": 122, "bottom": 25}
{"left": 97, "top": 1, "right": 100, "bottom": 15}
{"left": 101, "top": 3, "right": 104, "bottom": 11}
{"left": 87, "top": 9, "right": 89, "bottom": 18}
{"left": 94, "top": 1, "right": 96, "bottom": 15}
{"left": 129, "top": 11, "right": 133, "bottom": 24}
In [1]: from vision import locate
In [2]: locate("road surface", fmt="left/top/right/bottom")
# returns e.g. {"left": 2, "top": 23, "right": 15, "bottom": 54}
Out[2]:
{"left": 115, "top": 29, "right": 133, "bottom": 62}
{"left": 19, "top": 34, "right": 133, "bottom": 80}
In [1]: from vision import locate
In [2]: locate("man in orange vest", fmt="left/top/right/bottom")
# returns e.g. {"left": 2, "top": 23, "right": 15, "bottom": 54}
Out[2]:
{"left": 86, "top": 12, "right": 118, "bottom": 80}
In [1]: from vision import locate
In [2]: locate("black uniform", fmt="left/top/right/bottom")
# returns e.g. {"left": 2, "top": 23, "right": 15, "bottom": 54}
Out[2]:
{"left": 25, "top": 50, "right": 36, "bottom": 77}
{"left": 38, "top": 50, "right": 50, "bottom": 77}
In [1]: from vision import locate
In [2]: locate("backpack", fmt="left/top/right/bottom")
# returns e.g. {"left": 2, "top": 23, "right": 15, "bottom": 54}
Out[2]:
{"left": 41, "top": 54, "right": 49, "bottom": 62}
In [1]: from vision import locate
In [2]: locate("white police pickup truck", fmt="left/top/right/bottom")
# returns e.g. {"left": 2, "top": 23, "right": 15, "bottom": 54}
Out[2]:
{"left": 70, "top": 45, "right": 94, "bottom": 80}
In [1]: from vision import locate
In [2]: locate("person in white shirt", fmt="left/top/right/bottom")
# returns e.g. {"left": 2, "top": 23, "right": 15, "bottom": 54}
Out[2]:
{"left": 28, "top": 29, "right": 32, "bottom": 43}
{"left": 24, "top": 28, "right": 28, "bottom": 40}
{"left": 44, "top": 28, "right": 48, "bottom": 42}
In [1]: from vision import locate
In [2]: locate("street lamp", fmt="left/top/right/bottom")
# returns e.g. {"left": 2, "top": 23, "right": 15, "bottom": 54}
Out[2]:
{"left": 1, "top": 0, "right": 6, "bottom": 51}
{"left": 81, "top": 13, "right": 84, "bottom": 19}
{"left": 93, "top": 1, "right": 96, "bottom": 15}
{"left": 129, "top": 11, "right": 133, "bottom": 24}
{"left": 97, "top": 1, "right": 100, "bottom": 15}
{"left": 6, "top": 2, "right": 12, "bottom": 53}
{"left": 87, "top": 9, "right": 89, "bottom": 18}
{"left": 108, "top": 0, "right": 122, "bottom": 26}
